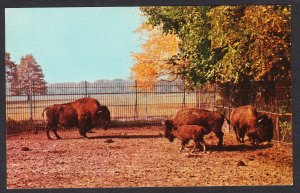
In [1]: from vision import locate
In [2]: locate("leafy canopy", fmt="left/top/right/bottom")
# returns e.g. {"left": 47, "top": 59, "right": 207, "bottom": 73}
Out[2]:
{"left": 140, "top": 5, "right": 291, "bottom": 86}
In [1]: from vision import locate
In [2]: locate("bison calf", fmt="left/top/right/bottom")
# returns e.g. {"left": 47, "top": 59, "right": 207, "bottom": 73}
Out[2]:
{"left": 163, "top": 122, "right": 209, "bottom": 154}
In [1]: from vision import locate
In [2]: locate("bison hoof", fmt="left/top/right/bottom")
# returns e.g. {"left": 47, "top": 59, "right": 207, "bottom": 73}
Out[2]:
{"left": 81, "top": 135, "right": 89, "bottom": 139}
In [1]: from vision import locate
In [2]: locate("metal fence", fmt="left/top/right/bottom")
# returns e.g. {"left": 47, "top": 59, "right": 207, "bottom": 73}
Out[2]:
{"left": 5, "top": 80, "right": 292, "bottom": 142}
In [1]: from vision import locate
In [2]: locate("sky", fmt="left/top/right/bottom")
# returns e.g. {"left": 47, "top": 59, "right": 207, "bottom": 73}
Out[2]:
{"left": 5, "top": 7, "right": 144, "bottom": 83}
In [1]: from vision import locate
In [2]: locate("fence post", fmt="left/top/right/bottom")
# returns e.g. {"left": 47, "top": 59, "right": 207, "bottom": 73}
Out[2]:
{"left": 252, "top": 82, "right": 255, "bottom": 106}
{"left": 195, "top": 88, "right": 199, "bottom": 108}
{"left": 29, "top": 81, "right": 33, "bottom": 121}
{"left": 134, "top": 80, "right": 138, "bottom": 121}
{"left": 199, "top": 88, "right": 201, "bottom": 109}
{"left": 145, "top": 91, "right": 148, "bottom": 120}
{"left": 275, "top": 82, "right": 280, "bottom": 141}
{"left": 32, "top": 80, "right": 35, "bottom": 120}
{"left": 275, "top": 116, "right": 280, "bottom": 142}
{"left": 182, "top": 81, "right": 186, "bottom": 108}
{"left": 85, "top": 81, "right": 88, "bottom": 98}
{"left": 228, "top": 85, "right": 231, "bottom": 122}
{"left": 213, "top": 84, "right": 216, "bottom": 111}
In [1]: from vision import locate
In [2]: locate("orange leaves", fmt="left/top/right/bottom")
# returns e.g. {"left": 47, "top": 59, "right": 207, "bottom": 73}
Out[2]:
{"left": 131, "top": 24, "right": 180, "bottom": 90}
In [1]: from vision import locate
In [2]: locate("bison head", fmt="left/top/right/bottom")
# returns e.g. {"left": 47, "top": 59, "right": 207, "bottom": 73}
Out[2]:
{"left": 96, "top": 105, "right": 111, "bottom": 130}
{"left": 256, "top": 114, "right": 274, "bottom": 142}
{"left": 162, "top": 119, "right": 175, "bottom": 142}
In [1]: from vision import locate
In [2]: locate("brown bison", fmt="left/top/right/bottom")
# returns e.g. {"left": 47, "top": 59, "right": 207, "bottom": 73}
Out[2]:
{"left": 230, "top": 105, "right": 273, "bottom": 145}
{"left": 163, "top": 107, "right": 230, "bottom": 146}
{"left": 42, "top": 97, "right": 107, "bottom": 139}
{"left": 163, "top": 123, "right": 209, "bottom": 153}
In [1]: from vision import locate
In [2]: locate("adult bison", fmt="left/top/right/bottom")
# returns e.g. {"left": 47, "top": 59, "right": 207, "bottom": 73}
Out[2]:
{"left": 162, "top": 107, "right": 230, "bottom": 147}
{"left": 42, "top": 97, "right": 107, "bottom": 139}
{"left": 230, "top": 105, "right": 273, "bottom": 145}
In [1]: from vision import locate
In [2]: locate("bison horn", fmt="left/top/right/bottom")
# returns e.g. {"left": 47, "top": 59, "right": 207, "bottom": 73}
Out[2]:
{"left": 257, "top": 118, "right": 263, "bottom": 123}
{"left": 161, "top": 121, "right": 165, "bottom": 125}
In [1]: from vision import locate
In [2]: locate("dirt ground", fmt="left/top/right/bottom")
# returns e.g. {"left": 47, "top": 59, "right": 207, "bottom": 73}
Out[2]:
{"left": 6, "top": 126, "right": 293, "bottom": 188}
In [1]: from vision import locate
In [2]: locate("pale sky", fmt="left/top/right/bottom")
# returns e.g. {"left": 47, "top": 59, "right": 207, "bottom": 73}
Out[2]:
{"left": 5, "top": 7, "right": 144, "bottom": 83}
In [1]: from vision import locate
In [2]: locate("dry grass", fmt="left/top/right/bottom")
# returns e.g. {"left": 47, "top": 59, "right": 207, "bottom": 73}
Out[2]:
{"left": 6, "top": 93, "right": 199, "bottom": 121}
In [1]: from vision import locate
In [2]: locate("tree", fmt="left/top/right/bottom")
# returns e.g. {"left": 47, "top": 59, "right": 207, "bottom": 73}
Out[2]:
{"left": 5, "top": 52, "right": 19, "bottom": 95}
{"left": 17, "top": 54, "right": 47, "bottom": 95}
{"left": 140, "top": 6, "right": 221, "bottom": 88}
{"left": 140, "top": 5, "right": 291, "bottom": 85}
{"left": 131, "top": 23, "right": 182, "bottom": 90}
{"left": 208, "top": 5, "right": 291, "bottom": 82}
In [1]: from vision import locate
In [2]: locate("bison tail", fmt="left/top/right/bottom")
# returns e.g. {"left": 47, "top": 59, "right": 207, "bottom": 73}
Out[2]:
{"left": 42, "top": 107, "right": 48, "bottom": 118}
{"left": 221, "top": 114, "right": 230, "bottom": 126}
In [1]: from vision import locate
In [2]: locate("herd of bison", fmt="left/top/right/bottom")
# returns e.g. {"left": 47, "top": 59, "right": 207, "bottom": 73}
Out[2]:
{"left": 43, "top": 97, "right": 273, "bottom": 150}
{"left": 7, "top": 97, "right": 292, "bottom": 188}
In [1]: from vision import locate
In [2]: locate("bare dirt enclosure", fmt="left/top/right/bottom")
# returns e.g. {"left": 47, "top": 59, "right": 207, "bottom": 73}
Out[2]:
{"left": 7, "top": 126, "right": 293, "bottom": 188}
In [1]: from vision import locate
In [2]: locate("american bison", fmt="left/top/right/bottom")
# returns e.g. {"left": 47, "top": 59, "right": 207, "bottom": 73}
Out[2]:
{"left": 230, "top": 105, "right": 273, "bottom": 145}
{"left": 42, "top": 97, "right": 108, "bottom": 139}
{"left": 163, "top": 107, "right": 230, "bottom": 147}
{"left": 163, "top": 123, "right": 209, "bottom": 153}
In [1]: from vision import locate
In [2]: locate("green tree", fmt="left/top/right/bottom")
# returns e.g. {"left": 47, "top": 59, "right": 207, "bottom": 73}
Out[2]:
{"left": 140, "top": 6, "right": 223, "bottom": 88}
{"left": 17, "top": 54, "right": 47, "bottom": 95}
{"left": 140, "top": 5, "right": 291, "bottom": 85}
{"left": 208, "top": 5, "right": 291, "bottom": 82}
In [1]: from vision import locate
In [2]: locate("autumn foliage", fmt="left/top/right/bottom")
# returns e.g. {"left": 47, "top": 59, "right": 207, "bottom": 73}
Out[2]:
{"left": 136, "top": 5, "right": 291, "bottom": 87}
{"left": 131, "top": 24, "right": 181, "bottom": 90}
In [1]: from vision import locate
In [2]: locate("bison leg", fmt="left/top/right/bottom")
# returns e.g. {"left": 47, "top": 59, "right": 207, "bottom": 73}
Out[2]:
{"left": 53, "top": 126, "right": 62, "bottom": 140}
{"left": 213, "top": 130, "right": 224, "bottom": 146}
{"left": 179, "top": 140, "right": 189, "bottom": 153}
{"left": 191, "top": 139, "right": 199, "bottom": 153}
{"left": 46, "top": 126, "right": 52, "bottom": 140}
{"left": 79, "top": 128, "right": 88, "bottom": 138}
{"left": 233, "top": 126, "right": 242, "bottom": 143}
{"left": 104, "top": 121, "right": 109, "bottom": 130}
{"left": 179, "top": 145, "right": 185, "bottom": 153}
{"left": 239, "top": 128, "right": 246, "bottom": 144}
{"left": 199, "top": 137, "right": 206, "bottom": 153}
{"left": 200, "top": 141, "right": 206, "bottom": 153}
{"left": 254, "top": 139, "right": 260, "bottom": 146}
{"left": 201, "top": 142, "right": 206, "bottom": 153}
